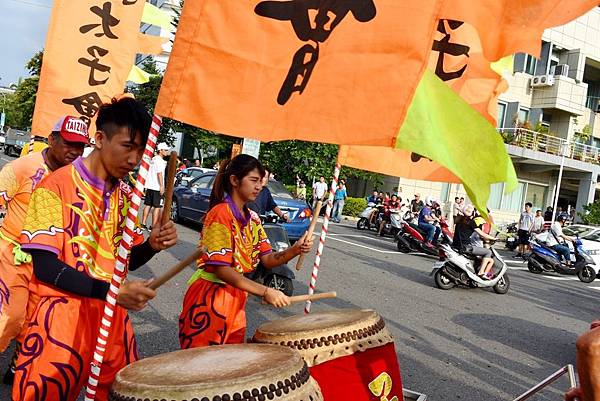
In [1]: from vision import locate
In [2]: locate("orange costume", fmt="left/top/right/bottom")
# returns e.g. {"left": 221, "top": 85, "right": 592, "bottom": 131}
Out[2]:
{"left": 179, "top": 196, "right": 272, "bottom": 349}
{"left": 13, "top": 157, "right": 142, "bottom": 401}
{"left": 0, "top": 150, "right": 49, "bottom": 352}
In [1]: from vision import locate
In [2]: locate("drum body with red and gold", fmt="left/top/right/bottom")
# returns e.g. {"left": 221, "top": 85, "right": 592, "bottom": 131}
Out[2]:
{"left": 109, "top": 343, "right": 323, "bottom": 401}
{"left": 253, "top": 309, "right": 403, "bottom": 401}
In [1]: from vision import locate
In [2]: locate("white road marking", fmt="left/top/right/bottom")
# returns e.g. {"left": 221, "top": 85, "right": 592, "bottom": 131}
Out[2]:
{"left": 545, "top": 276, "right": 579, "bottom": 281}
{"left": 588, "top": 287, "right": 600, "bottom": 291}
{"left": 325, "top": 236, "right": 399, "bottom": 254}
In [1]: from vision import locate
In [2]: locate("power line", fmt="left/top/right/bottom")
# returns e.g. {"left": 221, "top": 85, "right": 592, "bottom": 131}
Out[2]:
{"left": 5, "top": 0, "right": 51, "bottom": 9}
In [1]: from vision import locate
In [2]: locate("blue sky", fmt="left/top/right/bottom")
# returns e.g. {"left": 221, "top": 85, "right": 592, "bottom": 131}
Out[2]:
{"left": 0, "top": 0, "right": 51, "bottom": 86}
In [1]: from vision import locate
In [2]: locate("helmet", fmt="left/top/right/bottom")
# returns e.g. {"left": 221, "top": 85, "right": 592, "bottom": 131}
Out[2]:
{"left": 556, "top": 214, "right": 568, "bottom": 222}
{"left": 425, "top": 196, "right": 436, "bottom": 207}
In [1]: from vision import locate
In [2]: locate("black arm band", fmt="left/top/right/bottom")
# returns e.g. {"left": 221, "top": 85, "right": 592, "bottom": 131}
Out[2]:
{"left": 129, "top": 240, "right": 158, "bottom": 271}
{"left": 30, "top": 249, "right": 110, "bottom": 300}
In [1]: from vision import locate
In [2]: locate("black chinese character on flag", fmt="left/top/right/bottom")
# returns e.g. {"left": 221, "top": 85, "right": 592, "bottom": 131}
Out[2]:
{"left": 62, "top": 92, "right": 103, "bottom": 124}
{"left": 255, "top": 0, "right": 377, "bottom": 105}
{"left": 432, "top": 20, "right": 470, "bottom": 82}
{"left": 78, "top": 46, "right": 111, "bottom": 86}
{"left": 80, "top": 2, "right": 120, "bottom": 39}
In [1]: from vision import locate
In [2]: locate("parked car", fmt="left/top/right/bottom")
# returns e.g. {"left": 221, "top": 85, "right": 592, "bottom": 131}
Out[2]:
{"left": 563, "top": 224, "right": 599, "bottom": 238}
{"left": 171, "top": 171, "right": 312, "bottom": 240}
{"left": 175, "top": 167, "right": 216, "bottom": 187}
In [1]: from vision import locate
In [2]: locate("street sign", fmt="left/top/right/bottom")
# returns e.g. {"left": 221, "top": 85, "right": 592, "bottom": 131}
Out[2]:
{"left": 242, "top": 138, "right": 261, "bottom": 159}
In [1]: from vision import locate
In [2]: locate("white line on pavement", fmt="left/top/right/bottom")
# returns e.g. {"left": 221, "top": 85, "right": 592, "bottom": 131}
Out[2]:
{"left": 325, "top": 236, "right": 400, "bottom": 254}
{"left": 545, "top": 276, "right": 579, "bottom": 281}
{"left": 588, "top": 287, "right": 600, "bottom": 290}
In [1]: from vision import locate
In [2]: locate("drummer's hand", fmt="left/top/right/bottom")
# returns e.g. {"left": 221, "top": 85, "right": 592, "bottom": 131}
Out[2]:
{"left": 117, "top": 280, "right": 156, "bottom": 311}
{"left": 263, "top": 287, "right": 291, "bottom": 308}
{"left": 149, "top": 217, "right": 178, "bottom": 251}
{"left": 565, "top": 387, "right": 583, "bottom": 401}
{"left": 292, "top": 231, "right": 313, "bottom": 256}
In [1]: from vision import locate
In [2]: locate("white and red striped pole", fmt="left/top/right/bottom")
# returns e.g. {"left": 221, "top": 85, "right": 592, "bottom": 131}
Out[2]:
{"left": 305, "top": 153, "right": 341, "bottom": 314}
{"left": 28, "top": 133, "right": 35, "bottom": 154}
{"left": 84, "top": 114, "right": 161, "bottom": 401}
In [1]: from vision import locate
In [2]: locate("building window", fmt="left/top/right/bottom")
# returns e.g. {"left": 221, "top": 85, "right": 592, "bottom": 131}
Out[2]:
{"left": 497, "top": 103, "right": 507, "bottom": 128}
{"left": 525, "top": 183, "right": 547, "bottom": 212}
{"left": 518, "top": 108, "right": 530, "bottom": 125}
{"left": 525, "top": 55, "right": 537, "bottom": 75}
{"left": 488, "top": 183, "right": 503, "bottom": 209}
{"left": 501, "top": 182, "right": 525, "bottom": 213}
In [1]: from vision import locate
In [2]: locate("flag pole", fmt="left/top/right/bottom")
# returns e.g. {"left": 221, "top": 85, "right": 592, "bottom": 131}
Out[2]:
{"left": 305, "top": 150, "right": 341, "bottom": 314}
{"left": 28, "top": 133, "right": 35, "bottom": 155}
{"left": 84, "top": 114, "right": 161, "bottom": 401}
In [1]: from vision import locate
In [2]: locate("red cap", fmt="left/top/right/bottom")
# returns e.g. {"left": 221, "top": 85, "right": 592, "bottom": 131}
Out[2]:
{"left": 52, "top": 116, "right": 89, "bottom": 144}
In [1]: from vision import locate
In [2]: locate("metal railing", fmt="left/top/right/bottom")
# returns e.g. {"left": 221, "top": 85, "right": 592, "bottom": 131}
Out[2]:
{"left": 512, "top": 364, "right": 576, "bottom": 401}
{"left": 499, "top": 128, "right": 600, "bottom": 165}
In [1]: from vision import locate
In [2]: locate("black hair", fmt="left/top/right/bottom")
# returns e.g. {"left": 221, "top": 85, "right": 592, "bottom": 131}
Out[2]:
{"left": 96, "top": 97, "right": 152, "bottom": 143}
{"left": 208, "top": 154, "right": 266, "bottom": 211}
{"left": 525, "top": 202, "right": 533, "bottom": 208}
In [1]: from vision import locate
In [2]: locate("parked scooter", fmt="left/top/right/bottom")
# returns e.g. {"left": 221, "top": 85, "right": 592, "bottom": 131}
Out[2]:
{"left": 527, "top": 235, "right": 597, "bottom": 283}
{"left": 396, "top": 217, "right": 453, "bottom": 256}
{"left": 245, "top": 215, "right": 295, "bottom": 295}
{"left": 503, "top": 222, "right": 519, "bottom": 251}
{"left": 431, "top": 242, "right": 510, "bottom": 294}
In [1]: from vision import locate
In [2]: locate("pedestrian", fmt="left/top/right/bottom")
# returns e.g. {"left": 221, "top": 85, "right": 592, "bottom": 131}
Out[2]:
{"left": 178, "top": 155, "right": 313, "bottom": 349}
{"left": 312, "top": 176, "right": 328, "bottom": 210}
{"left": 194, "top": 158, "right": 201, "bottom": 167}
{"left": 367, "top": 190, "right": 379, "bottom": 204}
{"left": 515, "top": 202, "right": 534, "bottom": 258}
{"left": 247, "top": 166, "right": 291, "bottom": 222}
{"left": 296, "top": 180, "right": 306, "bottom": 200}
{"left": 451, "top": 197, "right": 460, "bottom": 225}
{"left": 12, "top": 97, "right": 178, "bottom": 401}
{"left": 141, "top": 142, "right": 170, "bottom": 230}
{"left": 569, "top": 206, "right": 577, "bottom": 223}
{"left": 410, "top": 193, "right": 424, "bottom": 214}
{"left": 531, "top": 209, "right": 545, "bottom": 234}
{"left": 183, "top": 158, "right": 192, "bottom": 168}
{"left": 0, "top": 116, "right": 89, "bottom": 384}
{"left": 544, "top": 206, "right": 553, "bottom": 223}
{"left": 332, "top": 181, "right": 347, "bottom": 223}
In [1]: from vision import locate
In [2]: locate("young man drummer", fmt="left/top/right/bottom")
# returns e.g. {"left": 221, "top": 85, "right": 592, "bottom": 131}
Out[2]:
{"left": 12, "top": 97, "right": 178, "bottom": 401}
{"left": 0, "top": 116, "right": 89, "bottom": 384}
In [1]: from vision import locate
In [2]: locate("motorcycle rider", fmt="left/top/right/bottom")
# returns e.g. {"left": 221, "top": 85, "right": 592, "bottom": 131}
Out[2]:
{"left": 379, "top": 194, "right": 401, "bottom": 236}
{"left": 453, "top": 204, "right": 497, "bottom": 279}
{"left": 367, "top": 190, "right": 379, "bottom": 204}
{"left": 546, "top": 214, "right": 575, "bottom": 266}
{"left": 418, "top": 197, "right": 441, "bottom": 247}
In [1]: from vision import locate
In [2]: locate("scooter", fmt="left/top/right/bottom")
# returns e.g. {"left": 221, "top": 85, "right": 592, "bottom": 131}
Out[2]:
{"left": 502, "top": 222, "right": 519, "bottom": 251}
{"left": 356, "top": 202, "right": 382, "bottom": 231}
{"left": 377, "top": 206, "right": 409, "bottom": 238}
{"left": 431, "top": 242, "right": 510, "bottom": 294}
{"left": 396, "top": 217, "right": 453, "bottom": 256}
{"left": 245, "top": 215, "right": 295, "bottom": 295}
{"left": 527, "top": 235, "right": 597, "bottom": 283}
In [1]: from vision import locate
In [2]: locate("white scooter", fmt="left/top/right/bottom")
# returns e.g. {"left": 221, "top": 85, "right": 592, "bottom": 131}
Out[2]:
{"left": 431, "top": 243, "right": 510, "bottom": 294}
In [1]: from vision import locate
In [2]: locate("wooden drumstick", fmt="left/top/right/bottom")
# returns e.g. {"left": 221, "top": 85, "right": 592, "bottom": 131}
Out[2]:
{"left": 161, "top": 151, "right": 179, "bottom": 225}
{"left": 289, "top": 291, "right": 336, "bottom": 304}
{"left": 148, "top": 247, "right": 203, "bottom": 290}
{"left": 295, "top": 200, "right": 323, "bottom": 271}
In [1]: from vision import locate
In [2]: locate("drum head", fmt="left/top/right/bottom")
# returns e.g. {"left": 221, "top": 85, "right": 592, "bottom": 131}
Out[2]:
{"left": 252, "top": 309, "right": 394, "bottom": 366}
{"left": 110, "top": 344, "right": 323, "bottom": 401}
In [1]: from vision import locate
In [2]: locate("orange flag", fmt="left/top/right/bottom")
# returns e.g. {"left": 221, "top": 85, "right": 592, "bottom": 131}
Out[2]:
{"left": 338, "top": 146, "right": 460, "bottom": 183}
{"left": 31, "top": 0, "right": 164, "bottom": 137}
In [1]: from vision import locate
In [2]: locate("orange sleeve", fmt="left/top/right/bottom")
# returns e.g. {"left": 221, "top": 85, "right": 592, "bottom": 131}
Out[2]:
{"left": 198, "top": 204, "right": 234, "bottom": 267}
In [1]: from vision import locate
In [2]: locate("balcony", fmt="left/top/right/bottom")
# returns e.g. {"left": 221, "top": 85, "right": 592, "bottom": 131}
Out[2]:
{"left": 530, "top": 75, "right": 588, "bottom": 116}
{"left": 499, "top": 128, "right": 600, "bottom": 165}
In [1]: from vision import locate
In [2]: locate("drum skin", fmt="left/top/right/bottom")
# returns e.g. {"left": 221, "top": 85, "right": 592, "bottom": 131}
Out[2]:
{"left": 109, "top": 343, "right": 323, "bottom": 401}
{"left": 252, "top": 309, "right": 404, "bottom": 401}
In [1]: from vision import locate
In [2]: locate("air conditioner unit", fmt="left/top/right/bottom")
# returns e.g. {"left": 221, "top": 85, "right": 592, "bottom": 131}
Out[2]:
{"left": 554, "top": 64, "right": 570, "bottom": 77}
{"left": 531, "top": 75, "right": 555, "bottom": 88}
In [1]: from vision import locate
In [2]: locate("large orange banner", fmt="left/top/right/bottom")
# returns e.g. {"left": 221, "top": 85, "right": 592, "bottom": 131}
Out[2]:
{"left": 31, "top": 0, "right": 163, "bottom": 137}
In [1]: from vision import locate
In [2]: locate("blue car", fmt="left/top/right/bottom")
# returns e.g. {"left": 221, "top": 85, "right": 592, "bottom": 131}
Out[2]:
{"left": 171, "top": 171, "right": 312, "bottom": 240}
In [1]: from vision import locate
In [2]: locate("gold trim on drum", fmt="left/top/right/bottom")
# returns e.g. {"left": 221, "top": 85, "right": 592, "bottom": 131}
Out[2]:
{"left": 252, "top": 309, "right": 394, "bottom": 366}
{"left": 109, "top": 344, "right": 323, "bottom": 401}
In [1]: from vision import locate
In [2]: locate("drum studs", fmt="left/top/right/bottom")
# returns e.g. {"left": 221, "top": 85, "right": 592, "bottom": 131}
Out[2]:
{"left": 252, "top": 388, "right": 260, "bottom": 396}
{"left": 233, "top": 393, "right": 241, "bottom": 401}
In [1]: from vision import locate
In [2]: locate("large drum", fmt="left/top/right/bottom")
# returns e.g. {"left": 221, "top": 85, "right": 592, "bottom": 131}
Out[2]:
{"left": 109, "top": 343, "right": 323, "bottom": 401}
{"left": 252, "top": 309, "right": 403, "bottom": 401}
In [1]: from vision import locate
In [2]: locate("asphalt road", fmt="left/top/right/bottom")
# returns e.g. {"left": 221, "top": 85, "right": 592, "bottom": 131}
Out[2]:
{"left": 0, "top": 152, "right": 598, "bottom": 400}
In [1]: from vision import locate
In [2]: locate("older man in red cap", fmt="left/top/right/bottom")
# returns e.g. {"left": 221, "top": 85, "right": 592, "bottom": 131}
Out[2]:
{"left": 0, "top": 116, "right": 89, "bottom": 384}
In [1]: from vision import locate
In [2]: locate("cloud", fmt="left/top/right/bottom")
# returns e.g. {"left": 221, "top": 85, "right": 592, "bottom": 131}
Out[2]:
{"left": 0, "top": 0, "right": 51, "bottom": 86}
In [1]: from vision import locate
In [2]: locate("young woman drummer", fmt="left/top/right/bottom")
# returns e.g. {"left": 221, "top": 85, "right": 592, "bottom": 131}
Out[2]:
{"left": 179, "top": 154, "right": 313, "bottom": 349}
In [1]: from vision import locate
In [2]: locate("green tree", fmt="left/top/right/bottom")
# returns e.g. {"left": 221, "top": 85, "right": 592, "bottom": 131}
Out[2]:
{"left": 3, "top": 50, "right": 43, "bottom": 130}
{"left": 580, "top": 201, "right": 600, "bottom": 225}
{"left": 259, "top": 140, "right": 383, "bottom": 186}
